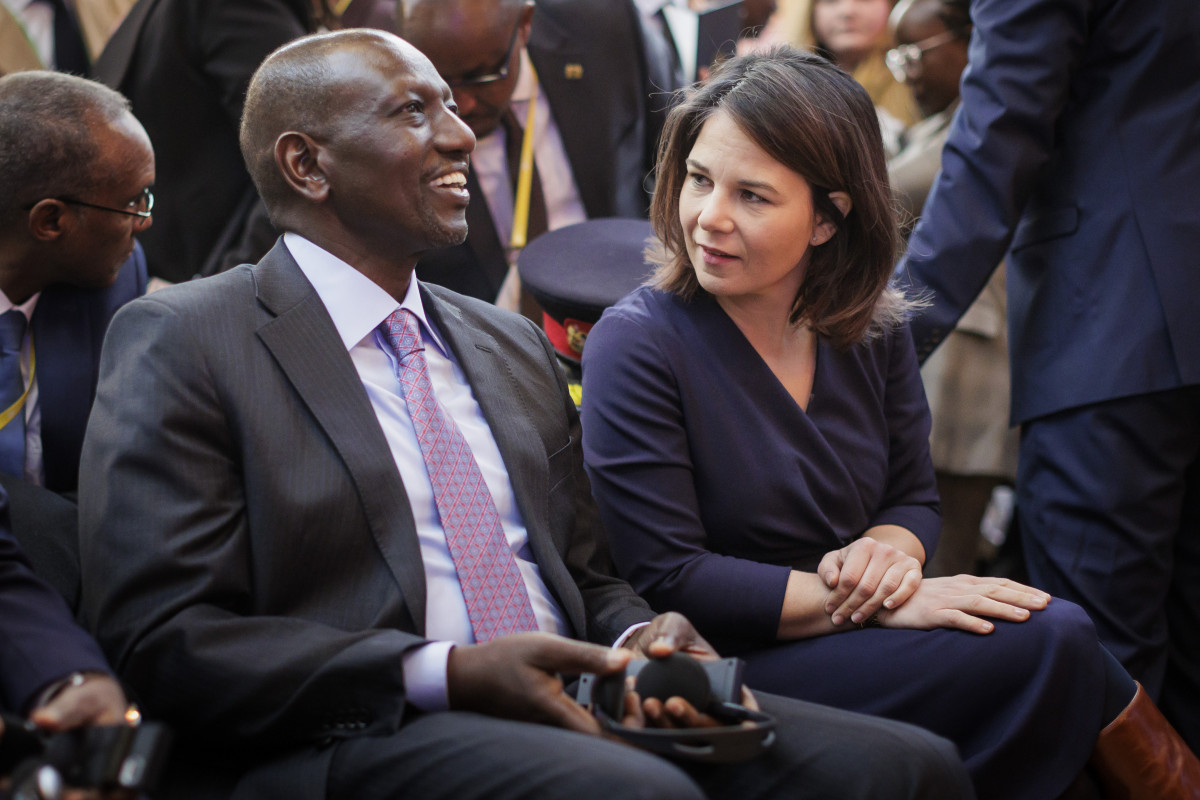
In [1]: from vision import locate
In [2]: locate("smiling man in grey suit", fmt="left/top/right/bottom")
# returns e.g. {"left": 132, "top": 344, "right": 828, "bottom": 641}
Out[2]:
{"left": 77, "top": 29, "right": 970, "bottom": 800}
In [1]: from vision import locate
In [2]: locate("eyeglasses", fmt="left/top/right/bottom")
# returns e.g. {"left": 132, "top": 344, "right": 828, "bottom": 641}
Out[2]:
{"left": 885, "top": 29, "right": 963, "bottom": 82}
{"left": 445, "top": 16, "right": 523, "bottom": 88}
{"left": 56, "top": 187, "right": 155, "bottom": 219}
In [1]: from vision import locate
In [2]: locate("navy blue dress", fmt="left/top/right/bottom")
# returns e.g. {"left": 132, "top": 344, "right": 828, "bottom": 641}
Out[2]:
{"left": 582, "top": 286, "right": 1106, "bottom": 800}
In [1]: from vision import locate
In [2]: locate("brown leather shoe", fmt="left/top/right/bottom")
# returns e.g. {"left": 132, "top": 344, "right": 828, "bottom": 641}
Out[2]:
{"left": 1089, "top": 682, "right": 1200, "bottom": 799}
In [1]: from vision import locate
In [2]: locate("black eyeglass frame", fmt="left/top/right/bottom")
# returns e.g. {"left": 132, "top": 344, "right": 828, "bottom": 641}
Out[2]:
{"left": 24, "top": 187, "right": 154, "bottom": 219}
{"left": 60, "top": 187, "right": 155, "bottom": 219}
{"left": 445, "top": 16, "right": 524, "bottom": 88}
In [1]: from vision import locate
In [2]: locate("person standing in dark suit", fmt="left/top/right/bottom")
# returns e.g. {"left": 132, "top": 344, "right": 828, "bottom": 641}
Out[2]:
{"left": 396, "top": 0, "right": 677, "bottom": 309}
{"left": 0, "top": 70, "right": 150, "bottom": 496}
{"left": 92, "top": 0, "right": 332, "bottom": 285}
{"left": 894, "top": 0, "right": 1200, "bottom": 751}
{"left": 78, "top": 28, "right": 972, "bottom": 799}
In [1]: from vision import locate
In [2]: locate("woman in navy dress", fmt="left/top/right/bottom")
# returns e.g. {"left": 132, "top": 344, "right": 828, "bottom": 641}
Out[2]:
{"left": 581, "top": 47, "right": 1199, "bottom": 800}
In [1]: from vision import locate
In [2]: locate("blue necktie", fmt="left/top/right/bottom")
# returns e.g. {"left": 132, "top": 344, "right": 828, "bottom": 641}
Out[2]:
{"left": 0, "top": 310, "right": 28, "bottom": 479}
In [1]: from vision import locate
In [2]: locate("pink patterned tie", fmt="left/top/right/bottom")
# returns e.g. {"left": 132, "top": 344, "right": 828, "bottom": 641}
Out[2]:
{"left": 381, "top": 308, "right": 538, "bottom": 642}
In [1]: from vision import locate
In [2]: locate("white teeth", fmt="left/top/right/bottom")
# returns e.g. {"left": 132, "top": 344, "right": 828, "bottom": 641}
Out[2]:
{"left": 432, "top": 171, "right": 467, "bottom": 187}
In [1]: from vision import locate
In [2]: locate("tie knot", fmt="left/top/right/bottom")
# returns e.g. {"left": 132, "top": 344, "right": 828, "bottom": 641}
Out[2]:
{"left": 381, "top": 308, "right": 424, "bottom": 362}
{"left": 0, "top": 311, "right": 27, "bottom": 354}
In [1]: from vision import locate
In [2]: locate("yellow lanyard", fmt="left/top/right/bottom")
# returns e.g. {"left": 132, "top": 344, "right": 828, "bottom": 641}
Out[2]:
{"left": 0, "top": 334, "right": 34, "bottom": 430}
{"left": 509, "top": 64, "right": 540, "bottom": 252}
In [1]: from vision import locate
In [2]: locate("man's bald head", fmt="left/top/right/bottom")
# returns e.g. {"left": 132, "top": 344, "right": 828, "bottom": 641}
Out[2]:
{"left": 241, "top": 29, "right": 432, "bottom": 219}
{"left": 239, "top": 28, "right": 474, "bottom": 283}
{"left": 242, "top": 31, "right": 354, "bottom": 219}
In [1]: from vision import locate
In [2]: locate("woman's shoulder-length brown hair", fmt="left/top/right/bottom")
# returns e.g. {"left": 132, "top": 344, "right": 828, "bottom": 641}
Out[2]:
{"left": 649, "top": 45, "right": 914, "bottom": 349}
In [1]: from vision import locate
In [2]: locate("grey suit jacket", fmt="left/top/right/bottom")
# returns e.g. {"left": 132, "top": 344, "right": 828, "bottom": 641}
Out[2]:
{"left": 78, "top": 240, "right": 653, "bottom": 753}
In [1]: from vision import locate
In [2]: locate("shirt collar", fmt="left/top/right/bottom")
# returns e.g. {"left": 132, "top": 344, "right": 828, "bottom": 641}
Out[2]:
{"left": 0, "top": 287, "right": 40, "bottom": 322}
{"left": 632, "top": 0, "right": 682, "bottom": 15}
{"left": 283, "top": 232, "right": 449, "bottom": 358}
{"left": 510, "top": 47, "right": 536, "bottom": 106}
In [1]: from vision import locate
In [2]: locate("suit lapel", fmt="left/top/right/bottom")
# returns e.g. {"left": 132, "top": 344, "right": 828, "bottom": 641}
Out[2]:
{"left": 463, "top": 170, "right": 509, "bottom": 294}
{"left": 92, "top": 0, "right": 160, "bottom": 88}
{"left": 31, "top": 289, "right": 94, "bottom": 492}
{"left": 529, "top": 16, "right": 626, "bottom": 219}
{"left": 76, "top": 0, "right": 138, "bottom": 61}
{"left": 253, "top": 243, "right": 428, "bottom": 633}
{"left": 420, "top": 288, "right": 588, "bottom": 636}
{"left": 422, "top": 290, "right": 549, "bottom": 531}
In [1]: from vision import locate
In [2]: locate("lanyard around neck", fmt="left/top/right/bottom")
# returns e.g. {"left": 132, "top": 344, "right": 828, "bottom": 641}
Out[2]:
{"left": 0, "top": 334, "right": 35, "bottom": 430}
{"left": 509, "top": 63, "right": 540, "bottom": 252}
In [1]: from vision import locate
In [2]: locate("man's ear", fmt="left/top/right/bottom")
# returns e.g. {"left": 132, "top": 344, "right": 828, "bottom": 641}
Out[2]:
{"left": 275, "top": 131, "right": 330, "bottom": 203}
{"left": 26, "top": 199, "right": 72, "bottom": 243}
{"left": 811, "top": 191, "right": 853, "bottom": 246}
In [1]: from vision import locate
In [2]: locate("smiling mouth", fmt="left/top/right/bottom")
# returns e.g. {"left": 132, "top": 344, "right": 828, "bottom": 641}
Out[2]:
{"left": 430, "top": 170, "right": 470, "bottom": 205}
{"left": 431, "top": 171, "right": 467, "bottom": 189}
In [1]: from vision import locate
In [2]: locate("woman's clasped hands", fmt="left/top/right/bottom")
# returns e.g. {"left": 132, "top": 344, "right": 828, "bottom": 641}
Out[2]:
{"left": 819, "top": 535, "right": 1053, "bottom": 634}
{"left": 819, "top": 535, "right": 924, "bottom": 626}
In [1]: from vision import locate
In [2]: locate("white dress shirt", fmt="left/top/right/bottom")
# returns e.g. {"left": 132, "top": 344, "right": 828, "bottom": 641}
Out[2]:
{"left": 285, "top": 233, "right": 568, "bottom": 709}
{"left": 0, "top": 289, "right": 44, "bottom": 486}
{"left": 472, "top": 47, "right": 587, "bottom": 250}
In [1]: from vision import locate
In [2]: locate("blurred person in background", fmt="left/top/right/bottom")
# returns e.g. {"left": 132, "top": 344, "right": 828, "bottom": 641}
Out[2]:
{"left": 886, "top": 0, "right": 1016, "bottom": 579}
{"left": 763, "top": 0, "right": 916, "bottom": 153}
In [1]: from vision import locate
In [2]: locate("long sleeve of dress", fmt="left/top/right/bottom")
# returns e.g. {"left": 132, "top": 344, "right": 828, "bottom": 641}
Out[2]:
{"left": 582, "top": 288, "right": 939, "bottom": 645}
{"left": 582, "top": 300, "right": 792, "bottom": 644}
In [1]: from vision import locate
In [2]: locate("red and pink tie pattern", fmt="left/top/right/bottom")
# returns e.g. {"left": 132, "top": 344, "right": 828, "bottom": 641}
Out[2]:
{"left": 381, "top": 308, "right": 538, "bottom": 642}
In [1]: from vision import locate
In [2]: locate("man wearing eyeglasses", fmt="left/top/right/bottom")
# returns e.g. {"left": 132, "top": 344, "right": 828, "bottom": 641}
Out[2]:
{"left": 396, "top": 0, "right": 677, "bottom": 311}
{"left": 0, "top": 70, "right": 150, "bottom": 496}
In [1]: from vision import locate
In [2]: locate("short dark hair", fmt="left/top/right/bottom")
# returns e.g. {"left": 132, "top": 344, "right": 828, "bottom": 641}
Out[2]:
{"left": 0, "top": 71, "right": 132, "bottom": 222}
{"left": 239, "top": 32, "right": 351, "bottom": 221}
{"left": 650, "top": 46, "right": 910, "bottom": 349}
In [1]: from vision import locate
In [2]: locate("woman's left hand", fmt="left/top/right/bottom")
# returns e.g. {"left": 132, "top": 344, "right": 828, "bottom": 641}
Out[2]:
{"left": 819, "top": 537, "right": 923, "bottom": 626}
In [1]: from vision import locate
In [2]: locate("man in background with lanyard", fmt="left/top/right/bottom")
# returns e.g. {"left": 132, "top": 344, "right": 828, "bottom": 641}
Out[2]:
{"left": 0, "top": 70, "right": 150, "bottom": 495}
{"left": 397, "top": 0, "right": 677, "bottom": 318}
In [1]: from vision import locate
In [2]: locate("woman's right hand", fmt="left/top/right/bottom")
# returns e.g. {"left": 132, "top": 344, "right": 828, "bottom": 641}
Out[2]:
{"left": 876, "top": 575, "right": 1053, "bottom": 634}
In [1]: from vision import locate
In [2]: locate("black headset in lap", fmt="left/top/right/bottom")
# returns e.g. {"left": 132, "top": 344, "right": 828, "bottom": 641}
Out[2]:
{"left": 576, "top": 653, "right": 777, "bottom": 764}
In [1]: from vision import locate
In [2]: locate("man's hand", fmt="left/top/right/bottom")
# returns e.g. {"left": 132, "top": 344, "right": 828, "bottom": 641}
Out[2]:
{"left": 30, "top": 674, "right": 128, "bottom": 733}
{"left": 878, "top": 575, "right": 1052, "bottom": 634}
{"left": 819, "top": 536, "right": 923, "bottom": 626}
{"left": 18, "top": 675, "right": 134, "bottom": 800}
{"left": 447, "top": 632, "right": 631, "bottom": 736}
{"left": 624, "top": 611, "right": 718, "bottom": 662}
{"left": 621, "top": 613, "right": 758, "bottom": 729}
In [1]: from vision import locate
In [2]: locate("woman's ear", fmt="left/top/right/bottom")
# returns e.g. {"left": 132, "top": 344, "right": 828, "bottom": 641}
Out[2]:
{"left": 811, "top": 191, "right": 853, "bottom": 246}
{"left": 276, "top": 131, "right": 330, "bottom": 203}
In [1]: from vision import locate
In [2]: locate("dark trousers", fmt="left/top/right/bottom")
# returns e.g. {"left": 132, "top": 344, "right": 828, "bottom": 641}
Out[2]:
{"left": 1019, "top": 386, "right": 1200, "bottom": 751}
{"left": 233, "top": 692, "right": 972, "bottom": 800}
